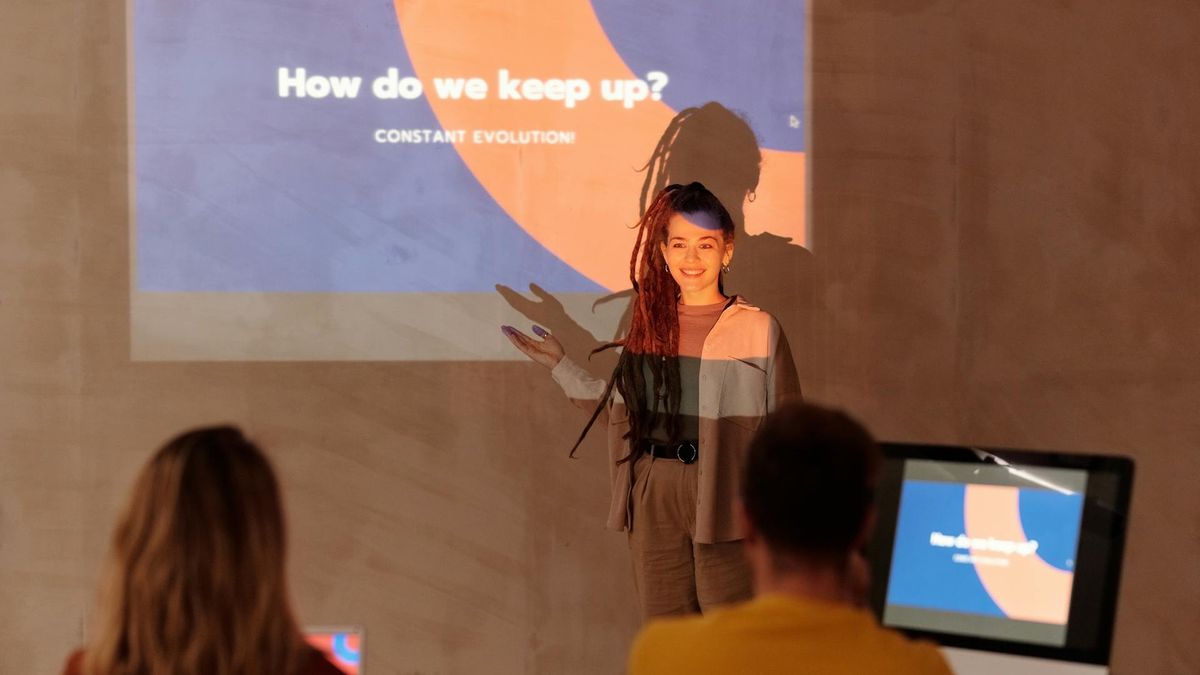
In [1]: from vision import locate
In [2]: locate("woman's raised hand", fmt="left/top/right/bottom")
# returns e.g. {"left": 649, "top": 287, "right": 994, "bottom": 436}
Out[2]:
{"left": 501, "top": 324, "right": 565, "bottom": 369}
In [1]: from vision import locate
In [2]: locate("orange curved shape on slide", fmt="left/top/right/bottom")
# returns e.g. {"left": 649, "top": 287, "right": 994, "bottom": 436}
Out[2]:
{"left": 392, "top": 0, "right": 805, "bottom": 291}
{"left": 963, "top": 485, "right": 1073, "bottom": 625}
{"left": 745, "top": 150, "right": 805, "bottom": 241}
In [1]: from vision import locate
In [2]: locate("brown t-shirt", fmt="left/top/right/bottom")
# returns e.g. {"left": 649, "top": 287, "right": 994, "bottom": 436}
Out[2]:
{"left": 677, "top": 299, "right": 729, "bottom": 357}
{"left": 644, "top": 299, "right": 729, "bottom": 441}
{"left": 62, "top": 647, "right": 347, "bottom": 675}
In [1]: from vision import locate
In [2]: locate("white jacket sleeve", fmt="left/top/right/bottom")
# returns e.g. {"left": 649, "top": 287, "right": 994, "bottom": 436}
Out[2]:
{"left": 551, "top": 356, "right": 609, "bottom": 409}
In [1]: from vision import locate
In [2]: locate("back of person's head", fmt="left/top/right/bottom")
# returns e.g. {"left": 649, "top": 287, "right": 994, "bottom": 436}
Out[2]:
{"left": 741, "top": 403, "right": 881, "bottom": 567}
{"left": 84, "top": 426, "right": 307, "bottom": 675}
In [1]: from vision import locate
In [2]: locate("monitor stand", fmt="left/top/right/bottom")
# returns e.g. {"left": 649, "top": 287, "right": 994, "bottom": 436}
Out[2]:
{"left": 941, "top": 647, "right": 1107, "bottom": 675}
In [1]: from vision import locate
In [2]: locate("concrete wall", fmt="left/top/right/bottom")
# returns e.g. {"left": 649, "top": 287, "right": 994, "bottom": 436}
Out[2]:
{"left": 811, "top": 3, "right": 1200, "bottom": 673}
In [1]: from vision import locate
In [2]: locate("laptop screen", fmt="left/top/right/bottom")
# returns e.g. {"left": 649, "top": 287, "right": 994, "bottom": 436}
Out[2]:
{"left": 305, "top": 627, "right": 363, "bottom": 674}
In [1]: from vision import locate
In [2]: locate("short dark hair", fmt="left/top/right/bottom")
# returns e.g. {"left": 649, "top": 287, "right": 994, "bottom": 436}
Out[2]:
{"left": 741, "top": 403, "right": 881, "bottom": 562}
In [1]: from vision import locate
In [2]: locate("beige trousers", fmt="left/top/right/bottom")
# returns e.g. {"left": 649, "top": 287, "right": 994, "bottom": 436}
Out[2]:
{"left": 627, "top": 453, "right": 753, "bottom": 620}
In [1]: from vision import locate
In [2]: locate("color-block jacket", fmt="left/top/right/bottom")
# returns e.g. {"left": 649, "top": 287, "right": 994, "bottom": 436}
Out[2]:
{"left": 551, "top": 296, "right": 801, "bottom": 543}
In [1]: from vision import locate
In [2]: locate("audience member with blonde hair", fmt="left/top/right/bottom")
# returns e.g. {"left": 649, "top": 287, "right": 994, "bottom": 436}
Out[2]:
{"left": 62, "top": 426, "right": 344, "bottom": 675}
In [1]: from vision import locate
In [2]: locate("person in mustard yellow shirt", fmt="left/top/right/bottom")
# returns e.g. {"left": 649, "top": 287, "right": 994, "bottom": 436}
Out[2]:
{"left": 628, "top": 403, "right": 953, "bottom": 675}
{"left": 504, "top": 182, "right": 801, "bottom": 619}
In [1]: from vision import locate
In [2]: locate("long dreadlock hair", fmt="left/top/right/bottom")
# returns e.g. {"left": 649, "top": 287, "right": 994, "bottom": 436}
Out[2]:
{"left": 569, "top": 182, "right": 736, "bottom": 460}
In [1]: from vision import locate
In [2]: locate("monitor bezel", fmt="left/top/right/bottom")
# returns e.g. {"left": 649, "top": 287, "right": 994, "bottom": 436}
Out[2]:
{"left": 867, "top": 442, "right": 1133, "bottom": 665}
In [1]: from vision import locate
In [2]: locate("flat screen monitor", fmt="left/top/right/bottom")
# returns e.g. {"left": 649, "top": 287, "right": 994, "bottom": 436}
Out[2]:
{"left": 305, "top": 626, "right": 364, "bottom": 675}
{"left": 868, "top": 443, "right": 1133, "bottom": 665}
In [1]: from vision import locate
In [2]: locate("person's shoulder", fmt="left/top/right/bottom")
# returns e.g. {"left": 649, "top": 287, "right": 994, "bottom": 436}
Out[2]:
{"left": 728, "top": 295, "right": 762, "bottom": 312}
{"left": 725, "top": 297, "right": 786, "bottom": 335}
{"left": 730, "top": 297, "right": 785, "bottom": 322}
{"left": 632, "top": 613, "right": 709, "bottom": 649}
{"left": 863, "top": 624, "right": 953, "bottom": 675}
{"left": 725, "top": 296, "right": 770, "bottom": 324}
{"left": 629, "top": 613, "right": 715, "bottom": 673}
{"left": 891, "top": 639, "right": 952, "bottom": 675}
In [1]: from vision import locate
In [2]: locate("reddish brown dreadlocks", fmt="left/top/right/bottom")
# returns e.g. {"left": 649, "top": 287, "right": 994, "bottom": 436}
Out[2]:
{"left": 570, "top": 182, "right": 735, "bottom": 460}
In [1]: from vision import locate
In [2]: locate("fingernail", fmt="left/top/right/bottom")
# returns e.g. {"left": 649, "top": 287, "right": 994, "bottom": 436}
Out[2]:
{"left": 500, "top": 326, "right": 513, "bottom": 335}
{"left": 532, "top": 325, "right": 547, "bottom": 337}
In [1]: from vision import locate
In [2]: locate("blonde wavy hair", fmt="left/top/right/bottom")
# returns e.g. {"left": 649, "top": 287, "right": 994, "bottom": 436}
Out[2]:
{"left": 82, "top": 426, "right": 310, "bottom": 675}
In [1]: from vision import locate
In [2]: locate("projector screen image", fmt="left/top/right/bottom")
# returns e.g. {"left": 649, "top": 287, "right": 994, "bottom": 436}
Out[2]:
{"left": 129, "top": 0, "right": 808, "bottom": 360}
{"left": 883, "top": 460, "right": 1087, "bottom": 647}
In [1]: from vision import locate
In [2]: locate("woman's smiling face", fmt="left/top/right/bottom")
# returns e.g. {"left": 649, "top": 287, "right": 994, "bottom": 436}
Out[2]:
{"left": 660, "top": 211, "right": 733, "bottom": 304}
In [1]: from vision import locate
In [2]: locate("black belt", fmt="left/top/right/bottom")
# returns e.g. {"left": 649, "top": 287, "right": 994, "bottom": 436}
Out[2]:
{"left": 638, "top": 439, "right": 699, "bottom": 465}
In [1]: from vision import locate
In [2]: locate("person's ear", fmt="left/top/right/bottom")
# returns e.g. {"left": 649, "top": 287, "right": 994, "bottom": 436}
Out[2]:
{"left": 723, "top": 239, "right": 735, "bottom": 266}
{"left": 852, "top": 504, "right": 878, "bottom": 552}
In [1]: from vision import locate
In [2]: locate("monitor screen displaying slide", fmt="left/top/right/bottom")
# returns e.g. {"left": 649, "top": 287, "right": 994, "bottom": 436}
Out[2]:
{"left": 128, "top": 0, "right": 809, "bottom": 361}
{"left": 869, "top": 444, "right": 1133, "bottom": 665}
{"left": 883, "top": 459, "right": 1086, "bottom": 647}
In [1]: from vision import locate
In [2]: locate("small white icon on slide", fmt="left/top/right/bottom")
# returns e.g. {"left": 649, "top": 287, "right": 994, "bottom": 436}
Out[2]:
{"left": 788, "top": 115, "right": 801, "bottom": 129}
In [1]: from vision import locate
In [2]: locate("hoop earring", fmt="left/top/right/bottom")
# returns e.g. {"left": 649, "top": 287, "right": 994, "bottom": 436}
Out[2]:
{"left": 747, "top": 190, "right": 757, "bottom": 203}
{"left": 664, "top": 263, "right": 670, "bottom": 272}
{"left": 722, "top": 263, "right": 731, "bottom": 274}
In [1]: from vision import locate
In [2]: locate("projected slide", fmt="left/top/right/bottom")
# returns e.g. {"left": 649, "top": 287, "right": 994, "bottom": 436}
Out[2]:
{"left": 883, "top": 460, "right": 1086, "bottom": 647}
{"left": 129, "top": 0, "right": 808, "bottom": 360}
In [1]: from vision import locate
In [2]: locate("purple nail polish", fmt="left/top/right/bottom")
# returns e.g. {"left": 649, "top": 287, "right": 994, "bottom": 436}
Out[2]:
{"left": 532, "top": 325, "right": 547, "bottom": 337}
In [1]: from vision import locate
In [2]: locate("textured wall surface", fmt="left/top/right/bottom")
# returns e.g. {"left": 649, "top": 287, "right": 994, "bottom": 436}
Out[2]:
{"left": 811, "top": 3, "right": 1200, "bottom": 673}
{"left": 2, "top": 1, "right": 1197, "bottom": 674}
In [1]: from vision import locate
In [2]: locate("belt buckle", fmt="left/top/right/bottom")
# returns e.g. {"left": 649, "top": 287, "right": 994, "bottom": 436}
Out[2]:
{"left": 675, "top": 442, "right": 698, "bottom": 465}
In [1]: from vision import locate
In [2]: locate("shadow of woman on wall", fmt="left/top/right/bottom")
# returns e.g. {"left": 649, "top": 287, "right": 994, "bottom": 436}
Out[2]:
{"left": 498, "top": 102, "right": 818, "bottom": 385}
